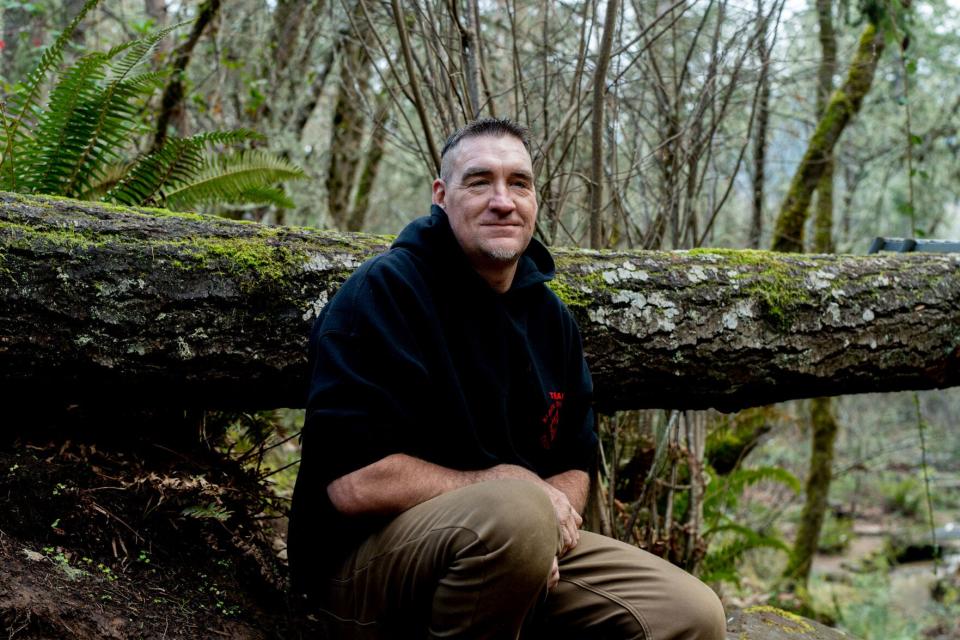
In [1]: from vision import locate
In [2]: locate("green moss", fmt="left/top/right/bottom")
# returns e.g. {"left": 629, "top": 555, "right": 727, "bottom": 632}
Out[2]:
{"left": 0, "top": 219, "right": 102, "bottom": 251}
{"left": 687, "top": 248, "right": 778, "bottom": 264}
{"left": 706, "top": 407, "right": 772, "bottom": 474}
{"left": 190, "top": 237, "right": 302, "bottom": 283}
{"left": 547, "top": 277, "right": 591, "bottom": 308}
{"left": 153, "top": 235, "right": 312, "bottom": 292}
{"left": 743, "top": 605, "right": 815, "bottom": 633}
{"left": 689, "top": 249, "right": 812, "bottom": 328}
{"left": 752, "top": 267, "right": 813, "bottom": 328}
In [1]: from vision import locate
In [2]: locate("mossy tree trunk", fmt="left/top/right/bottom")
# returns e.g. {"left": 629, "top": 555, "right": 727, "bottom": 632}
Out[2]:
{"left": 811, "top": 0, "right": 838, "bottom": 255}
{"left": 348, "top": 88, "right": 390, "bottom": 232}
{"left": 771, "top": 22, "right": 884, "bottom": 252}
{"left": 785, "top": 396, "right": 839, "bottom": 587}
{"left": 785, "top": 0, "right": 842, "bottom": 593}
{"left": 705, "top": 407, "right": 775, "bottom": 475}
{"left": 5, "top": 192, "right": 960, "bottom": 412}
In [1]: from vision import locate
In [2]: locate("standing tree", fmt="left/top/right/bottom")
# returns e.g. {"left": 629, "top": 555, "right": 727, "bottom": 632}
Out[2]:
{"left": 771, "top": 12, "right": 886, "bottom": 251}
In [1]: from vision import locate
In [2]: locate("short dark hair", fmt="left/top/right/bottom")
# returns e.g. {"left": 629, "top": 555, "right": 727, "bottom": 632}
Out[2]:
{"left": 439, "top": 117, "right": 532, "bottom": 180}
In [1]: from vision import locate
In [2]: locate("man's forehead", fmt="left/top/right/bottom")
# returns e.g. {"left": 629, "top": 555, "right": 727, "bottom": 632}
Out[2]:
{"left": 450, "top": 135, "right": 532, "bottom": 173}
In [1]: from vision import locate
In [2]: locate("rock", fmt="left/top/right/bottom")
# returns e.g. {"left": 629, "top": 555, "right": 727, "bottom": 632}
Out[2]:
{"left": 726, "top": 606, "right": 860, "bottom": 639}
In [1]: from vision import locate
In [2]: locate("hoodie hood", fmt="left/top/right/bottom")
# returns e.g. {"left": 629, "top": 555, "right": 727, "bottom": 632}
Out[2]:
{"left": 391, "top": 205, "right": 555, "bottom": 292}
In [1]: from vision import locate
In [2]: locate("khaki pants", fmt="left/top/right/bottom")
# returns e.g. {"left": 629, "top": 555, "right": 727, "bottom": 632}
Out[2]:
{"left": 316, "top": 479, "right": 726, "bottom": 639}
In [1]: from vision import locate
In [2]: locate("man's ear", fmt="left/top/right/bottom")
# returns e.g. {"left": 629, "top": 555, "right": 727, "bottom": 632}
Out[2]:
{"left": 431, "top": 178, "right": 446, "bottom": 206}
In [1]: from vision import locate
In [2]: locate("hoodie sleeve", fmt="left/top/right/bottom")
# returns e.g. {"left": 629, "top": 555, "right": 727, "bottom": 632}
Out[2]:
{"left": 303, "top": 257, "right": 432, "bottom": 487}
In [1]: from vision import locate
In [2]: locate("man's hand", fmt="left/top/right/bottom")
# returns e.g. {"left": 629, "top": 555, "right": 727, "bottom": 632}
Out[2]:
{"left": 482, "top": 464, "right": 582, "bottom": 554}
{"left": 541, "top": 482, "right": 582, "bottom": 556}
{"left": 547, "top": 556, "right": 560, "bottom": 591}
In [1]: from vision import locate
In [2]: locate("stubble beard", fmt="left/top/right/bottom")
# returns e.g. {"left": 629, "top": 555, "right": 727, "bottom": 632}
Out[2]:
{"left": 479, "top": 239, "right": 525, "bottom": 264}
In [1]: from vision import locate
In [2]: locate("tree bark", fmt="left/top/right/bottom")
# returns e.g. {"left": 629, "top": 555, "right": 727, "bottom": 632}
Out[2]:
{"left": 4, "top": 192, "right": 960, "bottom": 412}
{"left": 749, "top": 0, "right": 771, "bottom": 250}
{"left": 326, "top": 2, "right": 376, "bottom": 230}
{"left": 588, "top": 0, "right": 620, "bottom": 249}
{"left": 348, "top": 89, "right": 390, "bottom": 232}
{"left": 785, "top": 396, "right": 838, "bottom": 587}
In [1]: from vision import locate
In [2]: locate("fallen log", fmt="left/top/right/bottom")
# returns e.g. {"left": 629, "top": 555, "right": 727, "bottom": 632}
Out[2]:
{"left": 2, "top": 192, "right": 959, "bottom": 412}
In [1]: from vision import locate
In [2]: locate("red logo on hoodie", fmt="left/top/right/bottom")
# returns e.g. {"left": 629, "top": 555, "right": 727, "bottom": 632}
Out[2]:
{"left": 540, "top": 391, "right": 564, "bottom": 449}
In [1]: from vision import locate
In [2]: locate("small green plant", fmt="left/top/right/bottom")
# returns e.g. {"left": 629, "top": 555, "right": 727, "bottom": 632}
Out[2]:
{"left": 181, "top": 502, "right": 232, "bottom": 522}
{"left": 42, "top": 546, "right": 88, "bottom": 580}
{"left": 699, "top": 465, "right": 801, "bottom": 586}
{"left": 879, "top": 474, "right": 924, "bottom": 518}
{"left": 96, "top": 562, "right": 117, "bottom": 581}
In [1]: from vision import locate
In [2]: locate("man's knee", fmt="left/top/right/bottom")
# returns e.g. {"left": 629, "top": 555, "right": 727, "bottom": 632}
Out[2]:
{"left": 674, "top": 576, "right": 726, "bottom": 640}
{"left": 455, "top": 479, "right": 558, "bottom": 574}
{"left": 463, "top": 478, "right": 557, "bottom": 540}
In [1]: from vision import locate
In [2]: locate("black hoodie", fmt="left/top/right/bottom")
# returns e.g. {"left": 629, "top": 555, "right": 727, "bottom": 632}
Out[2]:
{"left": 287, "top": 206, "right": 597, "bottom": 589}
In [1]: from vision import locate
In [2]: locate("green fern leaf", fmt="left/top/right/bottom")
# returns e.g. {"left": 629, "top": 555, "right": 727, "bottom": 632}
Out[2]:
{"left": 234, "top": 186, "right": 297, "bottom": 209}
{"left": 76, "top": 161, "right": 134, "bottom": 201}
{"left": 23, "top": 53, "right": 109, "bottom": 194}
{"left": 0, "top": 0, "right": 101, "bottom": 183}
{"left": 107, "top": 137, "right": 204, "bottom": 206}
{"left": 163, "top": 150, "right": 305, "bottom": 211}
{"left": 107, "top": 22, "right": 187, "bottom": 83}
{"left": 64, "top": 73, "right": 164, "bottom": 197}
{"left": 187, "top": 129, "right": 266, "bottom": 148}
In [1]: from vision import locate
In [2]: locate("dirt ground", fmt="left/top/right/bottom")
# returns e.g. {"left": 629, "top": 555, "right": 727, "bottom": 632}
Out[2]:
{"left": 0, "top": 410, "right": 319, "bottom": 639}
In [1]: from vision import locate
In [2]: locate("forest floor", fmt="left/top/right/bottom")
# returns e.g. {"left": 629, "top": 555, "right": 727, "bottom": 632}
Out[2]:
{"left": 0, "top": 413, "right": 318, "bottom": 639}
{"left": 3, "top": 407, "right": 960, "bottom": 639}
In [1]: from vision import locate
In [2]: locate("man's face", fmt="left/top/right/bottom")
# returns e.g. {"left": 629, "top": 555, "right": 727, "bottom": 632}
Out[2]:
{"left": 432, "top": 134, "right": 538, "bottom": 269}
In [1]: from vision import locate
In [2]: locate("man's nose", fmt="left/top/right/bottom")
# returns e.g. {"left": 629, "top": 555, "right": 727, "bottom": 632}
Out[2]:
{"left": 488, "top": 182, "right": 516, "bottom": 214}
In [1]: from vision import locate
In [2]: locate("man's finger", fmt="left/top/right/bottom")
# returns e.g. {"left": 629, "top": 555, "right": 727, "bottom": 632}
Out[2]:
{"left": 561, "top": 526, "right": 574, "bottom": 551}
{"left": 547, "top": 556, "right": 560, "bottom": 590}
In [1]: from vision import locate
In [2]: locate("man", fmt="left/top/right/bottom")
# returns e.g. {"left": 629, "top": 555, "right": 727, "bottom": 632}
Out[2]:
{"left": 288, "top": 118, "right": 725, "bottom": 639}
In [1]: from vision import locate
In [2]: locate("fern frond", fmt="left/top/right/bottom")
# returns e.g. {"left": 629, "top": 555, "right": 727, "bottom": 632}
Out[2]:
{"left": 107, "top": 137, "right": 204, "bottom": 206}
{"left": 187, "top": 129, "right": 267, "bottom": 148}
{"left": 163, "top": 150, "right": 305, "bottom": 211}
{"left": 1, "top": 0, "right": 101, "bottom": 166}
{"left": 107, "top": 22, "right": 185, "bottom": 83}
{"left": 0, "top": 101, "right": 15, "bottom": 190}
{"left": 702, "top": 465, "right": 801, "bottom": 526}
{"left": 76, "top": 161, "right": 135, "bottom": 201}
{"left": 59, "top": 69, "right": 165, "bottom": 198}
{"left": 23, "top": 53, "right": 109, "bottom": 194}
{"left": 700, "top": 523, "right": 789, "bottom": 586}
{"left": 233, "top": 186, "right": 297, "bottom": 209}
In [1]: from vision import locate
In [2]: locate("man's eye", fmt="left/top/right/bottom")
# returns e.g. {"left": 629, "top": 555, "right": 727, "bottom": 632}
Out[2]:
{"left": 512, "top": 181, "right": 530, "bottom": 189}
{"left": 467, "top": 180, "right": 489, "bottom": 187}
